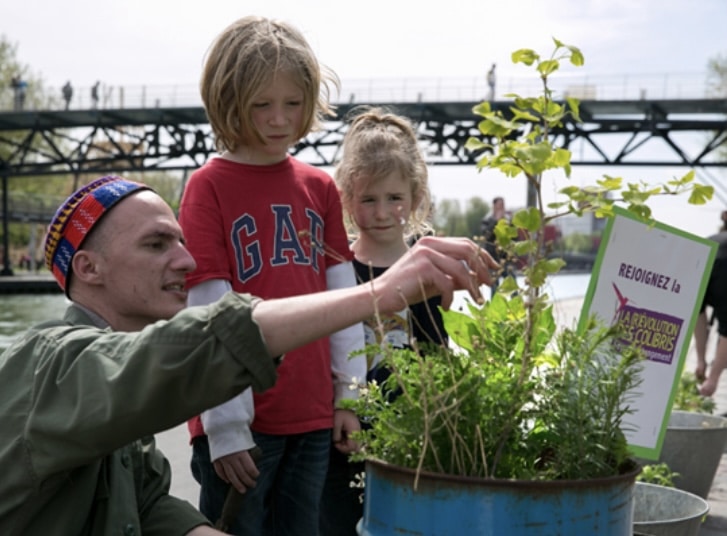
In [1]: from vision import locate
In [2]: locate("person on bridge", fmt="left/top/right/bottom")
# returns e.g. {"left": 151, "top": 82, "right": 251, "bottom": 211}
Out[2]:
{"left": 62, "top": 80, "right": 73, "bottom": 110}
{"left": 0, "top": 174, "right": 497, "bottom": 534}
{"left": 11, "top": 75, "right": 27, "bottom": 111}
{"left": 91, "top": 81, "right": 100, "bottom": 109}
{"left": 487, "top": 63, "right": 496, "bottom": 101}
{"left": 178, "top": 15, "right": 366, "bottom": 535}
{"left": 694, "top": 210, "right": 727, "bottom": 397}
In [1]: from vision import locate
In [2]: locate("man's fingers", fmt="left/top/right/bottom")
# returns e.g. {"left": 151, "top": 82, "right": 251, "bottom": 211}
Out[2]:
{"left": 426, "top": 245, "right": 488, "bottom": 308}
{"left": 377, "top": 237, "right": 497, "bottom": 312}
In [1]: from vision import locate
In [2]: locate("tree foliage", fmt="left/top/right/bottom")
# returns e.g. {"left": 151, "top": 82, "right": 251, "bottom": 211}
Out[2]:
{"left": 562, "top": 232, "right": 595, "bottom": 254}
{"left": 432, "top": 196, "right": 489, "bottom": 238}
{"left": 707, "top": 53, "right": 727, "bottom": 97}
{"left": 0, "top": 34, "right": 52, "bottom": 111}
{"left": 707, "top": 52, "right": 727, "bottom": 163}
{"left": 0, "top": 35, "right": 186, "bottom": 264}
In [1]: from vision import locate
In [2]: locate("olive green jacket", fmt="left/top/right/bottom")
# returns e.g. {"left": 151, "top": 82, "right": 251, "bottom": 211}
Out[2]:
{"left": 0, "top": 292, "right": 277, "bottom": 535}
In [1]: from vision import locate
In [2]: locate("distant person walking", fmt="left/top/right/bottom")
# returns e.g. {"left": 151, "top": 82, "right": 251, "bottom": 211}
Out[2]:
{"left": 10, "top": 76, "right": 19, "bottom": 110}
{"left": 487, "top": 63, "right": 496, "bottom": 101}
{"left": 11, "top": 75, "right": 27, "bottom": 111}
{"left": 91, "top": 81, "right": 100, "bottom": 109}
{"left": 62, "top": 81, "right": 73, "bottom": 110}
{"left": 694, "top": 210, "right": 727, "bottom": 397}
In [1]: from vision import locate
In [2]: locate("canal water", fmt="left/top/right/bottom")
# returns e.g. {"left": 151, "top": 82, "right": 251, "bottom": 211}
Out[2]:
{"left": 1, "top": 273, "right": 592, "bottom": 352}
{"left": 1, "top": 293, "right": 70, "bottom": 351}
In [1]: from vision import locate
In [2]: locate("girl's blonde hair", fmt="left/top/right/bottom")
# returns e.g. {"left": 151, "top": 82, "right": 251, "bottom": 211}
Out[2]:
{"left": 200, "top": 16, "right": 339, "bottom": 153}
{"left": 335, "top": 106, "right": 433, "bottom": 239}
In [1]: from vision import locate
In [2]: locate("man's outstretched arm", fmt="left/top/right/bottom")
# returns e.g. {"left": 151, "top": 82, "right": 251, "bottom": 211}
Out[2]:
{"left": 253, "top": 237, "right": 497, "bottom": 358}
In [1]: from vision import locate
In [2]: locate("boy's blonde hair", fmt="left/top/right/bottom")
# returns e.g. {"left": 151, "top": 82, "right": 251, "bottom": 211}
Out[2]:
{"left": 335, "top": 106, "right": 433, "bottom": 238}
{"left": 201, "top": 16, "right": 339, "bottom": 153}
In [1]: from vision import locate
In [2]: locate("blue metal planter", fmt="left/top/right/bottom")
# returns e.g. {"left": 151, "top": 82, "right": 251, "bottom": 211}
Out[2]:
{"left": 359, "top": 459, "right": 639, "bottom": 536}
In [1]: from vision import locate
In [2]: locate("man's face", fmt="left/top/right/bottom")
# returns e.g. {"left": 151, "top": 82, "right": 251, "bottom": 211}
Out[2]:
{"left": 83, "top": 191, "right": 196, "bottom": 331}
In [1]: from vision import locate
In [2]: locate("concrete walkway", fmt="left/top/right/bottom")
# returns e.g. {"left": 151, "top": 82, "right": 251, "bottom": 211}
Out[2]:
{"left": 156, "top": 296, "right": 727, "bottom": 534}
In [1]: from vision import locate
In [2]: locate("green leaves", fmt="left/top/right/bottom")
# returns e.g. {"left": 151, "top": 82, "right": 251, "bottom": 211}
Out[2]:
{"left": 526, "top": 257, "right": 567, "bottom": 289}
{"left": 673, "top": 372, "right": 717, "bottom": 414}
{"left": 638, "top": 463, "right": 679, "bottom": 487}
{"left": 689, "top": 184, "right": 714, "bottom": 205}
{"left": 512, "top": 206, "right": 541, "bottom": 232}
{"left": 514, "top": 39, "right": 583, "bottom": 77}
{"left": 477, "top": 114, "right": 519, "bottom": 137}
{"left": 512, "top": 48, "right": 539, "bottom": 66}
{"left": 537, "top": 59, "right": 559, "bottom": 77}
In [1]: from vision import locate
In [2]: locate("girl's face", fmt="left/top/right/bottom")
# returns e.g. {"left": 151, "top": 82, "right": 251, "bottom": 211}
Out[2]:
{"left": 350, "top": 171, "right": 415, "bottom": 246}
{"left": 247, "top": 71, "right": 305, "bottom": 164}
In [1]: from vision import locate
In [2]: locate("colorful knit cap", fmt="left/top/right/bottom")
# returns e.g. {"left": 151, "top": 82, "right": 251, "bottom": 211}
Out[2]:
{"left": 44, "top": 175, "right": 150, "bottom": 293}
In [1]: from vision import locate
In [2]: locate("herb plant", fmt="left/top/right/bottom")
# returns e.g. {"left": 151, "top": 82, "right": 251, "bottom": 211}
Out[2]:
{"left": 673, "top": 371, "right": 717, "bottom": 414}
{"left": 637, "top": 463, "right": 679, "bottom": 488}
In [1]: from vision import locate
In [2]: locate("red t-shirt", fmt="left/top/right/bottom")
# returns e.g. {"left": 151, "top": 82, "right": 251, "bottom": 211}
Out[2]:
{"left": 179, "top": 156, "right": 352, "bottom": 437}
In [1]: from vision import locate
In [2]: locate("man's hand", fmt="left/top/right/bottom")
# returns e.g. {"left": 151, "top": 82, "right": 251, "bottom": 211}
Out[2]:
{"left": 333, "top": 408, "right": 361, "bottom": 454}
{"left": 373, "top": 236, "right": 499, "bottom": 312}
{"left": 213, "top": 449, "right": 260, "bottom": 494}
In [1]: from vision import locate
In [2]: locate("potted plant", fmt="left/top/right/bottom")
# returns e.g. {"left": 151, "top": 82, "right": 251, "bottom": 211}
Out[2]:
{"left": 344, "top": 39, "right": 713, "bottom": 535}
{"left": 635, "top": 447, "right": 711, "bottom": 535}
{"left": 632, "top": 481, "right": 710, "bottom": 536}
{"left": 648, "top": 372, "right": 727, "bottom": 499}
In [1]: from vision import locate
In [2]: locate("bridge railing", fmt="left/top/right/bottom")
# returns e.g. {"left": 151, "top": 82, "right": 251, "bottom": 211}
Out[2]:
{"left": 0, "top": 193, "right": 68, "bottom": 223}
{"left": 340, "top": 71, "right": 716, "bottom": 104}
{"left": 0, "top": 71, "right": 718, "bottom": 112}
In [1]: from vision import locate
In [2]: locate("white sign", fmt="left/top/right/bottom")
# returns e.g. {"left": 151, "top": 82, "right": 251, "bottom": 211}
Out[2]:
{"left": 580, "top": 207, "right": 716, "bottom": 459}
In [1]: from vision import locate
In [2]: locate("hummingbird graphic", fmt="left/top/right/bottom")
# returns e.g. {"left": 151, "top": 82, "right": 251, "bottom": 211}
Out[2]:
{"left": 611, "top": 283, "right": 629, "bottom": 325}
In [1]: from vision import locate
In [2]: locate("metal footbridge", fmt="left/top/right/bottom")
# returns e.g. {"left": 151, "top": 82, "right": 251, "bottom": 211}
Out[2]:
{"left": 0, "top": 91, "right": 725, "bottom": 274}
{"left": 1, "top": 99, "right": 725, "bottom": 180}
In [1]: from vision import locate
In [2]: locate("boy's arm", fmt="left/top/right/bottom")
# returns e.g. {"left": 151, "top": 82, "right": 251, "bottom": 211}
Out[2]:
{"left": 188, "top": 281, "right": 257, "bottom": 461}
{"left": 327, "top": 262, "right": 367, "bottom": 454}
{"left": 326, "top": 262, "right": 367, "bottom": 405}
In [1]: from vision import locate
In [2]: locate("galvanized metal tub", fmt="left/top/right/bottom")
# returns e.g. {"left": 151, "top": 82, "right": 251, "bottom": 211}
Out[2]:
{"left": 632, "top": 481, "right": 709, "bottom": 536}
{"left": 655, "top": 410, "right": 727, "bottom": 499}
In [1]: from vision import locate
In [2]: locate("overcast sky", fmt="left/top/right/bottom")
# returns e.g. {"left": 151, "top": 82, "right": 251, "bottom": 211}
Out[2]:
{"left": 5, "top": 0, "right": 724, "bottom": 87}
{"left": 4, "top": 0, "right": 727, "bottom": 237}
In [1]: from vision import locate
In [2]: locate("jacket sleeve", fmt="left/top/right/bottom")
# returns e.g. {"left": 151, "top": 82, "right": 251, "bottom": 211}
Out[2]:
{"left": 136, "top": 436, "right": 211, "bottom": 535}
{"left": 24, "top": 292, "right": 277, "bottom": 479}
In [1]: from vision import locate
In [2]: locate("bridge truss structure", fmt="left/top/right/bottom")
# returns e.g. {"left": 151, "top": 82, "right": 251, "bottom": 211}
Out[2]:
{"left": 0, "top": 98, "right": 726, "bottom": 274}
{"left": 0, "top": 99, "right": 725, "bottom": 179}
